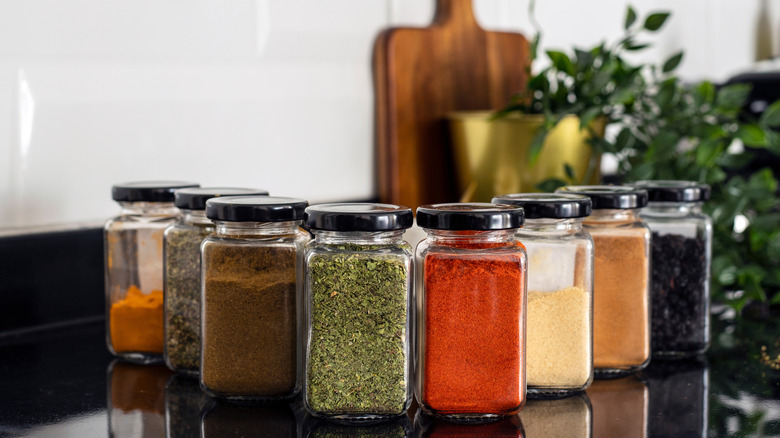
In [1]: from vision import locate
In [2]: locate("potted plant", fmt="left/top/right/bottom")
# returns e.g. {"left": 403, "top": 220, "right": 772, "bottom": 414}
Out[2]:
{"left": 457, "top": 5, "right": 780, "bottom": 311}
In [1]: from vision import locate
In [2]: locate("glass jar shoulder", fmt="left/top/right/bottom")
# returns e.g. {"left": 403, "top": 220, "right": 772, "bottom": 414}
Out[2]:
{"left": 203, "top": 229, "right": 310, "bottom": 249}
{"left": 106, "top": 214, "right": 180, "bottom": 233}
{"left": 515, "top": 229, "right": 594, "bottom": 249}
{"left": 165, "top": 221, "right": 214, "bottom": 239}
{"left": 306, "top": 240, "right": 413, "bottom": 263}
{"left": 415, "top": 240, "right": 527, "bottom": 264}
{"left": 583, "top": 217, "right": 650, "bottom": 238}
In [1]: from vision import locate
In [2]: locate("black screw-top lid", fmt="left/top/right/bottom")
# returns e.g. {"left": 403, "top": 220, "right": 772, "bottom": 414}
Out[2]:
{"left": 631, "top": 180, "right": 711, "bottom": 203}
{"left": 175, "top": 187, "right": 270, "bottom": 210}
{"left": 205, "top": 196, "right": 307, "bottom": 222}
{"left": 416, "top": 203, "right": 524, "bottom": 230}
{"left": 491, "top": 193, "right": 592, "bottom": 219}
{"left": 112, "top": 181, "right": 200, "bottom": 203}
{"left": 556, "top": 185, "right": 648, "bottom": 210}
{"left": 305, "top": 203, "right": 413, "bottom": 232}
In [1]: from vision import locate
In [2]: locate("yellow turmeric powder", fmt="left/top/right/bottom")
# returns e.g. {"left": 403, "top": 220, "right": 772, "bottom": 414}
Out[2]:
{"left": 110, "top": 285, "right": 164, "bottom": 353}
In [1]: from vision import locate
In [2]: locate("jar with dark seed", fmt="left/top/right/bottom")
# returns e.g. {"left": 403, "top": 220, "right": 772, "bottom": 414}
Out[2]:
{"left": 634, "top": 180, "right": 712, "bottom": 358}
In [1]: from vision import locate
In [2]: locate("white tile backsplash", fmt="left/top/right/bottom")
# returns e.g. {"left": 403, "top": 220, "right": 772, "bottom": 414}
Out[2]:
{"left": 0, "top": 0, "right": 771, "bottom": 228}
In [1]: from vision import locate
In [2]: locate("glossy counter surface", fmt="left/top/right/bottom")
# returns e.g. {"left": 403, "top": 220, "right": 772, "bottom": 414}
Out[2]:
{"left": 0, "top": 311, "right": 777, "bottom": 437}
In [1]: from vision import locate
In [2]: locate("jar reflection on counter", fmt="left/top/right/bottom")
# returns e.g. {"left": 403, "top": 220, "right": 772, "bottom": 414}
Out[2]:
{"left": 303, "top": 203, "right": 414, "bottom": 421}
{"left": 105, "top": 181, "right": 199, "bottom": 364}
{"left": 644, "top": 357, "right": 708, "bottom": 437}
{"left": 200, "top": 196, "right": 310, "bottom": 402}
{"left": 163, "top": 187, "right": 268, "bottom": 375}
{"left": 493, "top": 193, "right": 594, "bottom": 397}
{"left": 587, "top": 374, "right": 648, "bottom": 438}
{"left": 107, "top": 360, "right": 173, "bottom": 437}
{"left": 164, "top": 374, "right": 210, "bottom": 438}
{"left": 633, "top": 181, "right": 712, "bottom": 358}
{"left": 557, "top": 186, "right": 651, "bottom": 376}
{"left": 415, "top": 203, "right": 527, "bottom": 421}
{"left": 520, "top": 394, "right": 592, "bottom": 438}
{"left": 201, "top": 400, "right": 297, "bottom": 438}
{"left": 414, "top": 411, "right": 525, "bottom": 437}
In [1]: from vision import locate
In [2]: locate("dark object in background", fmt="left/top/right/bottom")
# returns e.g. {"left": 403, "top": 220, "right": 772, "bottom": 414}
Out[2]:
{"left": 725, "top": 69, "right": 780, "bottom": 189}
{"left": 644, "top": 357, "right": 708, "bottom": 438}
{"left": 0, "top": 228, "right": 104, "bottom": 333}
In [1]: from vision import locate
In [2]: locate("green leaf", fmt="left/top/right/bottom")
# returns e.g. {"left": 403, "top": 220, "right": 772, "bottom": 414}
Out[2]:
{"left": 530, "top": 33, "right": 541, "bottom": 62}
{"left": 564, "top": 163, "right": 576, "bottom": 180}
{"left": 760, "top": 100, "right": 780, "bottom": 128}
{"left": 767, "top": 131, "right": 780, "bottom": 155}
{"left": 579, "top": 107, "right": 602, "bottom": 129}
{"left": 643, "top": 12, "right": 671, "bottom": 31}
{"left": 695, "top": 140, "right": 723, "bottom": 167}
{"left": 625, "top": 6, "right": 637, "bottom": 30}
{"left": 662, "top": 51, "right": 684, "bottom": 73}
{"left": 536, "top": 178, "right": 568, "bottom": 192}
{"left": 630, "top": 162, "right": 655, "bottom": 180}
{"left": 615, "top": 127, "right": 635, "bottom": 151}
{"left": 625, "top": 42, "right": 651, "bottom": 51}
{"left": 609, "top": 87, "right": 636, "bottom": 105}
{"left": 528, "top": 130, "right": 548, "bottom": 165}
{"left": 693, "top": 81, "right": 715, "bottom": 106}
{"left": 736, "top": 124, "right": 767, "bottom": 147}
{"left": 716, "top": 83, "right": 752, "bottom": 110}
{"left": 546, "top": 50, "right": 575, "bottom": 76}
{"left": 574, "top": 48, "right": 593, "bottom": 70}
{"left": 718, "top": 152, "right": 753, "bottom": 169}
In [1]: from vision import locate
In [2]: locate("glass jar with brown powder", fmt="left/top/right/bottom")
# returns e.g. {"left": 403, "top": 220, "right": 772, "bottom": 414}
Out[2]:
{"left": 492, "top": 193, "right": 594, "bottom": 397}
{"left": 200, "top": 196, "right": 310, "bottom": 402}
{"left": 105, "top": 181, "right": 199, "bottom": 364}
{"left": 557, "top": 186, "right": 650, "bottom": 377}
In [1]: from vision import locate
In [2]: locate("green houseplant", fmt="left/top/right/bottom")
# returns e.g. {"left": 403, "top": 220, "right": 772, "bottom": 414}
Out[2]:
{"left": 498, "top": 5, "right": 780, "bottom": 312}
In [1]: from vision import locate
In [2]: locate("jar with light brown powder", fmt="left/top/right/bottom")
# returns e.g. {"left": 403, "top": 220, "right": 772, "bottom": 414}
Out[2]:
{"left": 557, "top": 186, "right": 650, "bottom": 377}
{"left": 200, "top": 196, "right": 310, "bottom": 402}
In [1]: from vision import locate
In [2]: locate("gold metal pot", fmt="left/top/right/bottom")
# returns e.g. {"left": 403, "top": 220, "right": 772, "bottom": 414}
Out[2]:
{"left": 448, "top": 112, "right": 605, "bottom": 202}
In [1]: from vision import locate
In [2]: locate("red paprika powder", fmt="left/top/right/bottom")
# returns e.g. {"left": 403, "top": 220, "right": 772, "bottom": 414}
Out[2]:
{"left": 415, "top": 204, "right": 527, "bottom": 420}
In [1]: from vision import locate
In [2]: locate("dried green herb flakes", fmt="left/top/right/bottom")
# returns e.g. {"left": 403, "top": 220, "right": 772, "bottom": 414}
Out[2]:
{"left": 306, "top": 247, "right": 410, "bottom": 415}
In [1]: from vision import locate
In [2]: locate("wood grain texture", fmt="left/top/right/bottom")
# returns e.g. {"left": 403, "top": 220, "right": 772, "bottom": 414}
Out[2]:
{"left": 374, "top": 0, "right": 530, "bottom": 208}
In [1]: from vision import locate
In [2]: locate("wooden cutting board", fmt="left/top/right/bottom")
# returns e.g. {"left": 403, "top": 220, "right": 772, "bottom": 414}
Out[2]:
{"left": 374, "top": 0, "right": 530, "bottom": 209}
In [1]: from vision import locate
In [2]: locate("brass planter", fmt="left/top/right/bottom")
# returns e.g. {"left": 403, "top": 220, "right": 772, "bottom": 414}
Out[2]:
{"left": 448, "top": 112, "right": 604, "bottom": 202}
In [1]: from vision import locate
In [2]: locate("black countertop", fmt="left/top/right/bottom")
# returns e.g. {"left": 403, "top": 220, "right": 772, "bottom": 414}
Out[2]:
{"left": 1, "top": 310, "right": 779, "bottom": 437}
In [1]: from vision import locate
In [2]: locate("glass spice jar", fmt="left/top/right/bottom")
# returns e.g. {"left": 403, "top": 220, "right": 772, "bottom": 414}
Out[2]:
{"left": 633, "top": 180, "right": 712, "bottom": 358}
{"left": 416, "top": 203, "right": 527, "bottom": 421}
{"left": 105, "top": 181, "right": 199, "bottom": 364}
{"left": 556, "top": 186, "right": 651, "bottom": 377}
{"left": 492, "top": 193, "right": 594, "bottom": 397}
{"left": 303, "top": 203, "right": 414, "bottom": 421}
{"left": 163, "top": 187, "right": 268, "bottom": 375}
{"left": 200, "top": 196, "right": 310, "bottom": 402}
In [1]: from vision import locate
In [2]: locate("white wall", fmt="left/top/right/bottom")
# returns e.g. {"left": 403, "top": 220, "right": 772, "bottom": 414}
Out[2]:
{"left": 0, "top": 0, "right": 776, "bottom": 229}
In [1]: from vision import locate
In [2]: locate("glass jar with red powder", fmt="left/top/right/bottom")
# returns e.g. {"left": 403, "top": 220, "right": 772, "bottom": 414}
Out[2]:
{"left": 415, "top": 203, "right": 527, "bottom": 421}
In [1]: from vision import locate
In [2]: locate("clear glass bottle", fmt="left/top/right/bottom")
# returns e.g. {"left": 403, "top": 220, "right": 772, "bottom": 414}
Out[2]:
{"left": 556, "top": 186, "right": 651, "bottom": 377}
{"left": 302, "top": 203, "right": 414, "bottom": 421}
{"left": 634, "top": 180, "right": 712, "bottom": 357}
{"left": 163, "top": 187, "right": 268, "bottom": 375}
{"left": 415, "top": 203, "right": 527, "bottom": 421}
{"left": 105, "top": 181, "right": 199, "bottom": 364}
{"left": 492, "top": 193, "right": 594, "bottom": 397}
{"left": 200, "top": 196, "right": 310, "bottom": 402}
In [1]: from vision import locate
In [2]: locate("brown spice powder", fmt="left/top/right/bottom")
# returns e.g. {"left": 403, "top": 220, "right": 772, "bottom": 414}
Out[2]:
{"left": 591, "top": 231, "right": 650, "bottom": 370}
{"left": 201, "top": 243, "right": 298, "bottom": 397}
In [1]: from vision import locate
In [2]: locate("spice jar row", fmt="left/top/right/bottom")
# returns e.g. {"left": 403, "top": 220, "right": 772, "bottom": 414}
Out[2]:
{"left": 103, "top": 180, "right": 711, "bottom": 423}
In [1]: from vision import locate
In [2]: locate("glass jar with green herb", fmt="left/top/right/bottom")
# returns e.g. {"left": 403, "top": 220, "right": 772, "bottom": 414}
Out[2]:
{"left": 163, "top": 187, "right": 268, "bottom": 375}
{"left": 201, "top": 196, "right": 310, "bottom": 402}
{"left": 303, "top": 203, "right": 414, "bottom": 421}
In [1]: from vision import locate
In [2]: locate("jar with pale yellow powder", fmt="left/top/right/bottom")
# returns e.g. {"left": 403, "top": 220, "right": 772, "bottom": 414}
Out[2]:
{"left": 493, "top": 193, "right": 594, "bottom": 397}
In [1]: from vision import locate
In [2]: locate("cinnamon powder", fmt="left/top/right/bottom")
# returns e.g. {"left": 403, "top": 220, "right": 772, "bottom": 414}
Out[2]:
{"left": 590, "top": 231, "right": 650, "bottom": 370}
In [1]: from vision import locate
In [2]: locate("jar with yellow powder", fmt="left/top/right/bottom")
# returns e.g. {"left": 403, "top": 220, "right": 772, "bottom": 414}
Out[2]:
{"left": 493, "top": 193, "right": 594, "bottom": 397}
{"left": 105, "top": 181, "right": 198, "bottom": 364}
